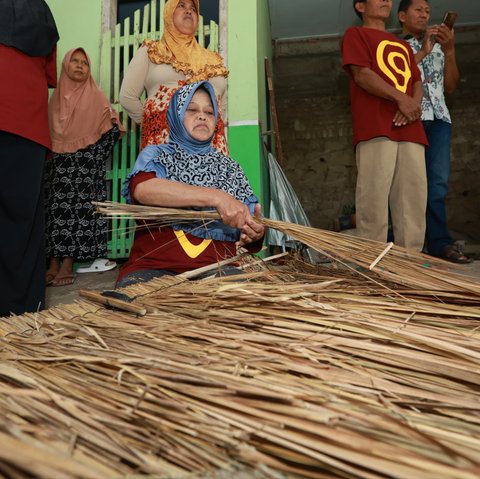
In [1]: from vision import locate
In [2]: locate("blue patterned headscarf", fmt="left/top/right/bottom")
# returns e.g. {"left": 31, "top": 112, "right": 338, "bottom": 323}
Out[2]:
{"left": 123, "top": 81, "right": 258, "bottom": 242}
{"left": 166, "top": 80, "right": 218, "bottom": 154}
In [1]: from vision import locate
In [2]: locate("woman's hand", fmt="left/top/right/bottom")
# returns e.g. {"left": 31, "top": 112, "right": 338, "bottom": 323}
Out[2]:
{"left": 213, "top": 191, "right": 251, "bottom": 229}
{"left": 212, "top": 192, "right": 265, "bottom": 245}
{"left": 133, "top": 179, "right": 264, "bottom": 239}
{"left": 237, "top": 204, "right": 265, "bottom": 247}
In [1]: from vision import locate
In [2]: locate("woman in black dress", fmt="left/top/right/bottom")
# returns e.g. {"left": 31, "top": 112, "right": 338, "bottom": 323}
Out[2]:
{"left": 46, "top": 48, "right": 124, "bottom": 286}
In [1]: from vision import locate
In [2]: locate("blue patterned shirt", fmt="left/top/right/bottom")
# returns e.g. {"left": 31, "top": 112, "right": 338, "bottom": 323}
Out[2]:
{"left": 406, "top": 37, "right": 451, "bottom": 124}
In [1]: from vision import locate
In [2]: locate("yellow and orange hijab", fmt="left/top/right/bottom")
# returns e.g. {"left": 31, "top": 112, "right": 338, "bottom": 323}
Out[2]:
{"left": 144, "top": 0, "right": 228, "bottom": 82}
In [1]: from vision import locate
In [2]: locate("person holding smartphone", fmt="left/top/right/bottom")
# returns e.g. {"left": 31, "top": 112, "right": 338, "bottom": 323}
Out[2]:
{"left": 398, "top": 0, "right": 472, "bottom": 263}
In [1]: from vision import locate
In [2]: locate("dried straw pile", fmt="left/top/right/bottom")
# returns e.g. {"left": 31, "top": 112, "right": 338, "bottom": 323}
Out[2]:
{"left": 1, "top": 207, "right": 480, "bottom": 478}
{"left": 96, "top": 201, "right": 480, "bottom": 297}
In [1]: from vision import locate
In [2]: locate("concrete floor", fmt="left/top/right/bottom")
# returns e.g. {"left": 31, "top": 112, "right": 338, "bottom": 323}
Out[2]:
{"left": 45, "top": 257, "right": 480, "bottom": 309}
{"left": 46, "top": 264, "right": 119, "bottom": 309}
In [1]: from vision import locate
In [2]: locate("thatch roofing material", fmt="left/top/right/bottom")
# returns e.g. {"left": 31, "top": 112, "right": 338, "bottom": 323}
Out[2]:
{"left": 94, "top": 201, "right": 480, "bottom": 297}
{"left": 1, "top": 263, "right": 480, "bottom": 478}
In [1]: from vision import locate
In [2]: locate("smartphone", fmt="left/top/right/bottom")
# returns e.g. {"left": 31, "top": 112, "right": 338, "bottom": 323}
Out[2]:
{"left": 442, "top": 11, "right": 457, "bottom": 30}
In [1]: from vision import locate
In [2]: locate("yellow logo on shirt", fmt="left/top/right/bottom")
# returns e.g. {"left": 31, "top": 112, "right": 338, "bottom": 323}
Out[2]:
{"left": 174, "top": 229, "right": 211, "bottom": 258}
{"left": 376, "top": 40, "right": 412, "bottom": 93}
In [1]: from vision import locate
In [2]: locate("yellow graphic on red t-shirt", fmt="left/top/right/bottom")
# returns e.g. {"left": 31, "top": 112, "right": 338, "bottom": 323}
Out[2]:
{"left": 376, "top": 40, "right": 412, "bottom": 93}
{"left": 174, "top": 229, "right": 212, "bottom": 258}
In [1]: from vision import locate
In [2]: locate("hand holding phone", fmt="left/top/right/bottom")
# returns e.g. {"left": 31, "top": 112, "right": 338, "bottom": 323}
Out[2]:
{"left": 442, "top": 11, "right": 457, "bottom": 30}
{"left": 433, "top": 11, "right": 457, "bottom": 52}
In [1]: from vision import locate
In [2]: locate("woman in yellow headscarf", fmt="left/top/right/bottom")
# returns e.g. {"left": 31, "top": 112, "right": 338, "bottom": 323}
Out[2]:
{"left": 120, "top": 0, "right": 228, "bottom": 153}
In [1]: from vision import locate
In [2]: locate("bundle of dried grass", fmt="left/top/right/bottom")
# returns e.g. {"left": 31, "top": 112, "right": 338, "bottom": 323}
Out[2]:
{"left": 1, "top": 262, "right": 480, "bottom": 478}
{"left": 95, "top": 201, "right": 480, "bottom": 297}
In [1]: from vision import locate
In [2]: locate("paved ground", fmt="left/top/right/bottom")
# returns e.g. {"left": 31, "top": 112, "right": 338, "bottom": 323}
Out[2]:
{"left": 46, "top": 255, "right": 480, "bottom": 309}
{"left": 45, "top": 264, "right": 119, "bottom": 309}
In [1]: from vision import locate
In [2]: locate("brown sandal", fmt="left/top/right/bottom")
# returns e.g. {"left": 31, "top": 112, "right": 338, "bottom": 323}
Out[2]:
{"left": 439, "top": 245, "right": 473, "bottom": 264}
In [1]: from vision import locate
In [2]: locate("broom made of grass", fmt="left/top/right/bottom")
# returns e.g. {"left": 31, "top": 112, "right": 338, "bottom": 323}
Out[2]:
{"left": 94, "top": 201, "right": 480, "bottom": 297}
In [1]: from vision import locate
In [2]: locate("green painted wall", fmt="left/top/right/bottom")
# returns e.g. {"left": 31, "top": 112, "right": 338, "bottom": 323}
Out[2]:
{"left": 227, "top": 0, "right": 272, "bottom": 214}
{"left": 257, "top": 0, "right": 273, "bottom": 136}
{"left": 46, "top": 0, "right": 103, "bottom": 81}
{"left": 227, "top": 123, "right": 263, "bottom": 197}
{"left": 256, "top": 0, "right": 274, "bottom": 215}
{"left": 226, "top": 2, "right": 258, "bottom": 121}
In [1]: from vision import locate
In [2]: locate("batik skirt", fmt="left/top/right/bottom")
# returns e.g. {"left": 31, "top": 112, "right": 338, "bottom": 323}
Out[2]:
{"left": 45, "top": 126, "right": 120, "bottom": 261}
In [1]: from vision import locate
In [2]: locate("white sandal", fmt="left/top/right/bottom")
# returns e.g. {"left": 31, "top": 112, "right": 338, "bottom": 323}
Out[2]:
{"left": 76, "top": 258, "right": 117, "bottom": 273}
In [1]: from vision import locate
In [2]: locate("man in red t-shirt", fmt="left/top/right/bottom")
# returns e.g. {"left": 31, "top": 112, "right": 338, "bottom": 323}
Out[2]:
{"left": 342, "top": 0, "right": 428, "bottom": 251}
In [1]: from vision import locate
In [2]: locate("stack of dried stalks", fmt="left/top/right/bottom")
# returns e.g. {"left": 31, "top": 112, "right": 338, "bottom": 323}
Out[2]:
{"left": 1, "top": 258, "right": 480, "bottom": 478}
{"left": 95, "top": 201, "right": 480, "bottom": 297}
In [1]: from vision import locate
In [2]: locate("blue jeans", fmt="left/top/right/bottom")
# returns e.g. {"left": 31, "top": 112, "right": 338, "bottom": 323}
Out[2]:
{"left": 423, "top": 119, "right": 453, "bottom": 256}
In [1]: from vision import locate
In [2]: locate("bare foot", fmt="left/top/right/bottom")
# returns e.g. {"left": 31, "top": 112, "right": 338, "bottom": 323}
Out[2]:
{"left": 51, "top": 273, "right": 75, "bottom": 287}
{"left": 51, "top": 256, "right": 75, "bottom": 287}
{"left": 46, "top": 257, "right": 61, "bottom": 285}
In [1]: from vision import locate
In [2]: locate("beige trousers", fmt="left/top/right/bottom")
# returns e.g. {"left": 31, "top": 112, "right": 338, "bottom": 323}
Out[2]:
{"left": 355, "top": 137, "right": 427, "bottom": 251}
